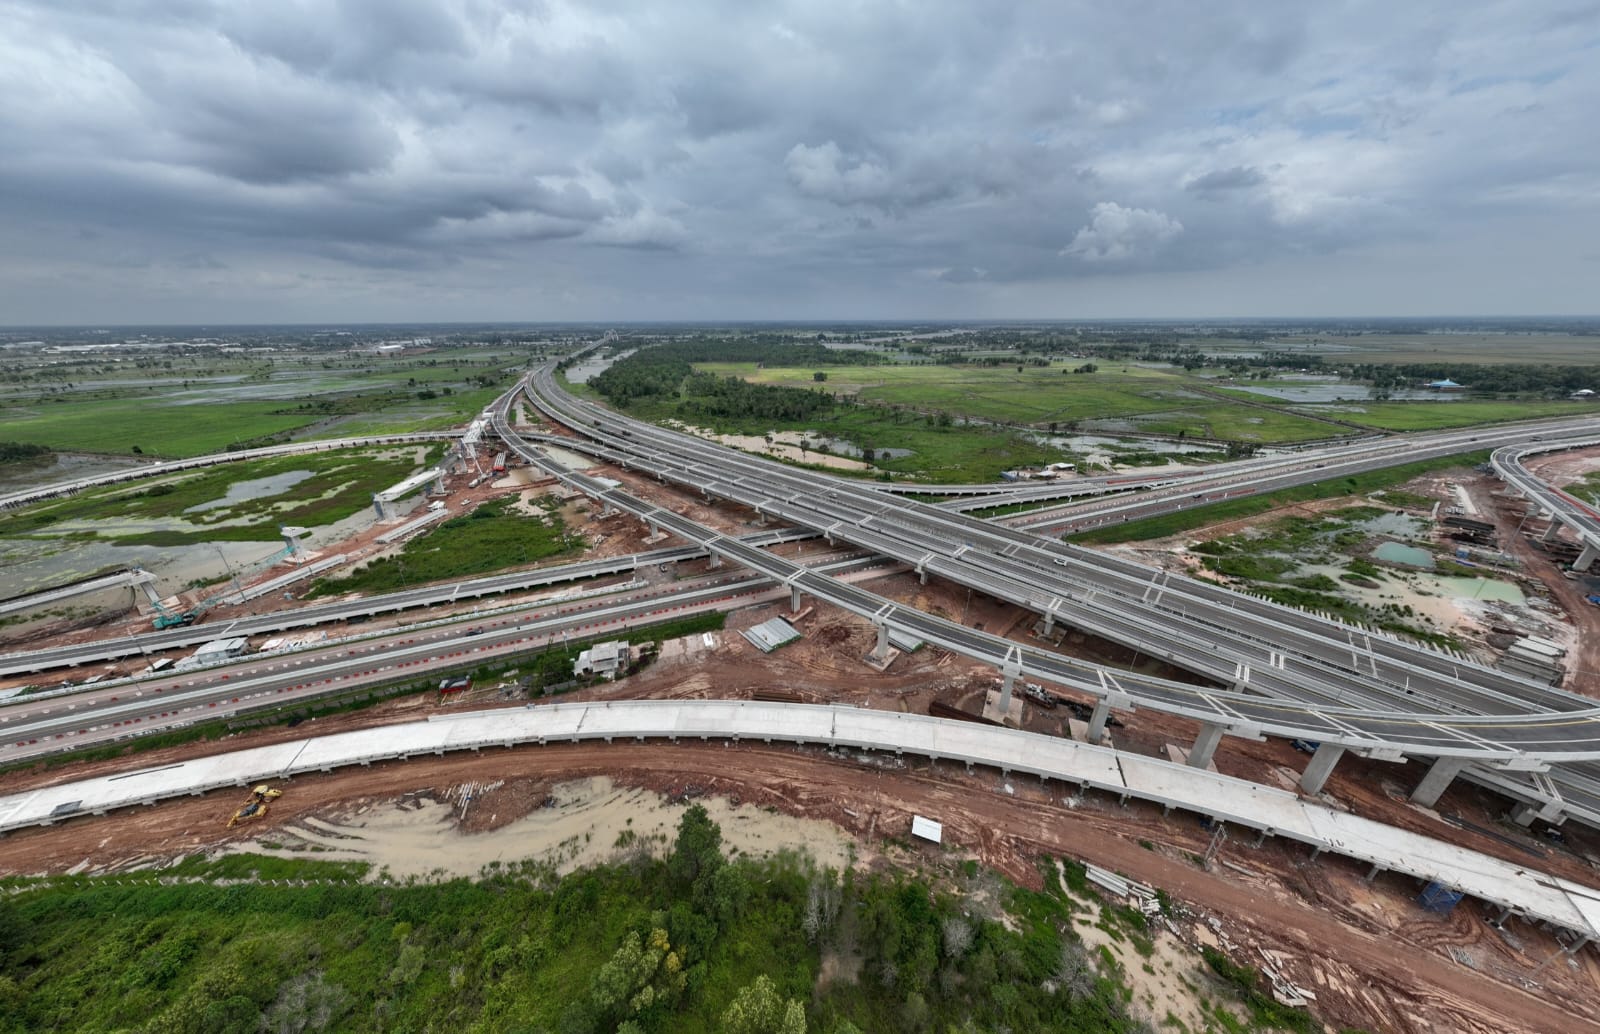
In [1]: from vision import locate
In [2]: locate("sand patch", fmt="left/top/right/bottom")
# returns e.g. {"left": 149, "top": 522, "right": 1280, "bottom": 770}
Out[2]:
{"left": 231, "top": 776, "right": 856, "bottom": 881}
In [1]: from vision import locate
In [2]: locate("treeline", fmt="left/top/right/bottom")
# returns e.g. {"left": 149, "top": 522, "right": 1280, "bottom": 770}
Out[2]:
{"left": 588, "top": 341, "right": 851, "bottom": 418}
{"left": 680, "top": 372, "right": 832, "bottom": 422}
{"left": 0, "top": 806, "right": 1185, "bottom": 1033}
{"left": 0, "top": 442, "right": 49, "bottom": 465}
{"left": 1345, "top": 362, "right": 1600, "bottom": 394}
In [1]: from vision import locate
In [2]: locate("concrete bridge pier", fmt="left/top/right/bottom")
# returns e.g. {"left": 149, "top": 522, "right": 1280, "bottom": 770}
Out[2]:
{"left": 707, "top": 552, "right": 723, "bottom": 569}
{"left": 790, "top": 586, "right": 803, "bottom": 613}
{"left": 1085, "top": 692, "right": 1132, "bottom": 745}
{"left": 1187, "top": 722, "right": 1227, "bottom": 769}
{"left": 1541, "top": 520, "right": 1562, "bottom": 543}
{"left": 1410, "top": 756, "right": 1468, "bottom": 807}
{"left": 1575, "top": 542, "right": 1598, "bottom": 572}
{"left": 869, "top": 622, "right": 891, "bottom": 663}
{"left": 997, "top": 657, "right": 1021, "bottom": 713}
{"left": 1299, "top": 743, "right": 1347, "bottom": 795}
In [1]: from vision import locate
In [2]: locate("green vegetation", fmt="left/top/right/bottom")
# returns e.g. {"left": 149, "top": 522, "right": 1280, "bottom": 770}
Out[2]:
{"left": 307, "top": 497, "right": 578, "bottom": 598}
{"left": 0, "top": 812, "right": 1187, "bottom": 1034}
{"left": 0, "top": 396, "right": 327, "bottom": 458}
{"left": 1324, "top": 399, "right": 1584, "bottom": 431}
{"left": 0, "top": 446, "right": 439, "bottom": 547}
{"left": 0, "top": 442, "right": 50, "bottom": 465}
{"left": 1175, "top": 508, "right": 1459, "bottom": 647}
{"left": 1072, "top": 453, "right": 1489, "bottom": 545}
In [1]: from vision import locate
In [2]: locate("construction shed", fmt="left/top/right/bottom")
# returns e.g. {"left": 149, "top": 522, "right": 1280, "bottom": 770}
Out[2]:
{"left": 573, "top": 640, "right": 631, "bottom": 680}
{"left": 191, "top": 637, "right": 249, "bottom": 663}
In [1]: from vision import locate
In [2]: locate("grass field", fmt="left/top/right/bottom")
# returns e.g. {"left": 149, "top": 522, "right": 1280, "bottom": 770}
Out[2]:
{"left": 1315, "top": 399, "right": 1591, "bottom": 431}
{"left": 1277, "top": 333, "right": 1600, "bottom": 364}
{"left": 695, "top": 360, "right": 1197, "bottom": 425}
{"left": 0, "top": 397, "right": 326, "bottom": 457}
{"left": 1071, "top": 452, "right": 1490, "bottom": 545}
{"left": 305, "top": 496, "right": 577, "bottom": 597}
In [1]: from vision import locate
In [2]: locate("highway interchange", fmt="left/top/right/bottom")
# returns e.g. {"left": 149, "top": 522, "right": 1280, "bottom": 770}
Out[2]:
{"left": 511, "top": 360, "right": 1600, "bottom": 825}
{"left": 4, "top": 354, "right": 1600, "bottom": 831}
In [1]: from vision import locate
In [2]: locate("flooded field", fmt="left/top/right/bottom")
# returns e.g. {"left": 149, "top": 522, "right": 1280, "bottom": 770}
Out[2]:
{"left": 184, "top": 470, "right": 315, "bottom": 513}
{"left": 0, "top": 452, "right": 153, "bottom": 496}
{"left": 0, "top": 535, "right": 278, "bottom": 598}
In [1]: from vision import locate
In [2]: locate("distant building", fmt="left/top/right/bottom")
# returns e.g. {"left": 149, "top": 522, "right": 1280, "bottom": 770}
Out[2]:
{"left": 1425, "top": 378, "right": 1465, "bottom": 392}
{"left": 1571, "top": 388, "right": 1595, "bottom": 399}
{"left": 573, "top": 640, "right": 631, "bottom": 679}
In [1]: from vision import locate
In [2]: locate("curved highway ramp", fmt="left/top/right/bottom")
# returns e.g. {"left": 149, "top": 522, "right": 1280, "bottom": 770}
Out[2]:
{"left": 2, "top": 700, "right": 1598, "bottom": 949}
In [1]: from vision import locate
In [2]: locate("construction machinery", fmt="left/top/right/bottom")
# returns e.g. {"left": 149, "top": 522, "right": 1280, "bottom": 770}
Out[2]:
{"left": 225, "top": 785, "right": 283, "bottom": 828}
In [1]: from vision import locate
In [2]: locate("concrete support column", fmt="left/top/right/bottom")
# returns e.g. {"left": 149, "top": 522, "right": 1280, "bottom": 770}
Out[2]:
{"left": 1299, "top": 743, "right": 1347, "bottom": 795}
{"left": 1542, "top": 520, "right": 1562, "bottom": 543}
{"left": 1042, "top": 612, "right": 1055, "bottom": 636}
{"left": 755, "top": 509, "right": 768, "bottom": 527}
{"left": 870, "top": 622, "right": 890, "bottom": 662}
{"left": 648, "top": 521, "right": 659, "bottom": 538}
{"left": 999, "top": 666, "right": 1018, "bottom": 713}
{"left": 707, "top": 552, "right": 723, "bottom": 569}
{"left": 1575, "top": 542, "right": 1598, "bottom": 572}
{"left": 789, "top": 586, "right": 802, "bottom": 613}
{"left": 1410, "top": 756, "right": 1468, "bottom": 807}
{"left": 1187, "top": 722, "right": 1227, "bottom": 770}
{"left": 1086, "top": 698, "right": 1116, "bottom": 744}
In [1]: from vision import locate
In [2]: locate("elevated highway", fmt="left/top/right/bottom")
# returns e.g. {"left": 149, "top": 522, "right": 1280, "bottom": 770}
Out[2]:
{"left": 1493, "top": 439, "right": 1600, "bottom": 571}
{"left": 5, "top": 700, "right": 1598, "bottom": 948}
{"left": 1, "top": 552, "right": 886, "bottom": 760}
{"left": 515, "top": 368, "right": 1600, "bottom": 826}
{"left": 0, "top": 530, "right": 814, "bottom": 677}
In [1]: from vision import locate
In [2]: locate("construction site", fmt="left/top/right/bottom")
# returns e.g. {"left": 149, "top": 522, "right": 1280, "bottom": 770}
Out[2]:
{"left": 4, "top": 414, "right": 1600, "bottom": 1032}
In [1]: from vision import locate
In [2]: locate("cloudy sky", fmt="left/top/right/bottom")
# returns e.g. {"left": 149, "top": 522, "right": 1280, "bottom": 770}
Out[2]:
{"left": 3, "top": 1, "right": 1597, "bottom": 323}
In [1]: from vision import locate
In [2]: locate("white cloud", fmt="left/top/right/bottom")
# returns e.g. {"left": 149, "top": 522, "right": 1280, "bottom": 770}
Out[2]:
{"left": 1061, "top": 202, "right": 1183, "bottom": 262}
{"left": 785, "top": 142, "right": 893, "bottom": 205}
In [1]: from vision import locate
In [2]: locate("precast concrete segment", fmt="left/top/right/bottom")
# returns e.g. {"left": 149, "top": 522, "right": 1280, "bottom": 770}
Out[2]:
{"left": 0, "top": 433, "right": 463, "bottom": 512}
{"left": 500, "top": 411, "right": 1600, "bottom": 759}
{"left": 4, "top": 700, "right": 1599, "bottom": 945}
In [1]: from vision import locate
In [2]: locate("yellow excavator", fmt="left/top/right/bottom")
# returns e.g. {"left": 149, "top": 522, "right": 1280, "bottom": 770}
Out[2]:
{"left": 225, "top": 785, "right": 283, "bottom": 828}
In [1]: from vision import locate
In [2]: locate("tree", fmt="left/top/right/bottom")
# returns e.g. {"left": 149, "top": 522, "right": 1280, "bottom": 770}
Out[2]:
{"left": 813, "top": 371, "right": 827, "bottom": 382}
{"left": 720, "top": 975, "right": 806, "bottom": 1034}
{"left": 669, "top": 804, "right": 724, "bottom": 890}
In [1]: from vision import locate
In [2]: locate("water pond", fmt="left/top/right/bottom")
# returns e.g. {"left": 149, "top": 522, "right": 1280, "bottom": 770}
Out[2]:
{"left": 1374, "top": 541, "right": 1435, "bottom": 568}
{"left": 185, "top": 470, "right": 316, "bottom": 514}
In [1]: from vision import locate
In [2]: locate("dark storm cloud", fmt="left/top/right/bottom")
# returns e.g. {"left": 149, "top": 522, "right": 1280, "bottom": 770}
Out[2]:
{"left": 1, "top": 0, "right": 1597, "bottom": 321}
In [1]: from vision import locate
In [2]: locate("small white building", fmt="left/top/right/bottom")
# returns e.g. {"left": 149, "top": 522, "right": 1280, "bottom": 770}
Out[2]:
{"left": 573, "top": 640, "right": 631, "bottom": 679}
{"left": 192, "top": 637, "right": 250, "bottom": 663}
